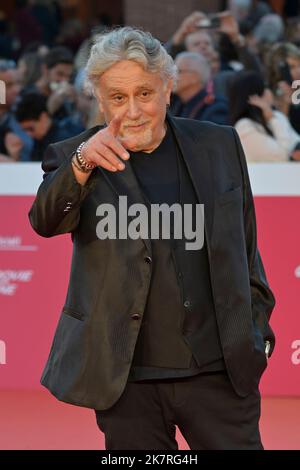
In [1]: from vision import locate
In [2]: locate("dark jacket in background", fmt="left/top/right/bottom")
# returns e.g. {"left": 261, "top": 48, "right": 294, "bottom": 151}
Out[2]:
{"left": 171, "top": 89, "right": 229, "bottom": 125}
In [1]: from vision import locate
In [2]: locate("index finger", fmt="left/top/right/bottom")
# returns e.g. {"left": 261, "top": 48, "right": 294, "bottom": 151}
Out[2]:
{"left": 107, "top": 110, "right": 127, "bottom": 137}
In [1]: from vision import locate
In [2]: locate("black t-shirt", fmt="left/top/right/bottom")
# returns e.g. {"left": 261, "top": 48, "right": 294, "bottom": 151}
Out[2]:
{"left": 128, "top": 124, "right": 205, "bottom": 381}
{"left": 129, "top": 124, "right": 179, "bottom": 207}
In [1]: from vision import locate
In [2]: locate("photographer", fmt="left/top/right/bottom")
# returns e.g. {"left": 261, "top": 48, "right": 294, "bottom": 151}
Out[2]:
{"left": 25, "top": 46, "right": 79, "bottom": 123}
{"left": 0, "top": 59, "right": 33, "bottom": 162}
{"left": 165, "top": 10, "right": 262, "bottom": 74}
{"left": 15, "top": 92, "right": 81, "bottom": 161}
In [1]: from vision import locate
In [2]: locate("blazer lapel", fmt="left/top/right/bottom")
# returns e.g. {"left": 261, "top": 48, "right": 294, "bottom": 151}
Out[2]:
{"left": 167, "top": 114, "right": 215, "bottom": 241}
{"left": 95, "top": 114, "right": 214, "bottom": 254}
{"left": 98, "top": 153, "right": 152, "bottom": 256}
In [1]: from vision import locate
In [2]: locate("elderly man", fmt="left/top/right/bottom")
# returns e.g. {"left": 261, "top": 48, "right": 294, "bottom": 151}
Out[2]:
{"left": 172, "top": 51, "right": 229, "bottom": 124}
{"left": 29, "top": 27, "right": 275, "bottom": 450}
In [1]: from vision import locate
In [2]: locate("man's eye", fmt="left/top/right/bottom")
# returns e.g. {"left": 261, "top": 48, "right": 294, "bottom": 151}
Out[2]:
{"left": 113, "top": 95, "right": 124, "bottom": 102}
{"left": 141, "top": 91, "right": 151, "bottom": 97}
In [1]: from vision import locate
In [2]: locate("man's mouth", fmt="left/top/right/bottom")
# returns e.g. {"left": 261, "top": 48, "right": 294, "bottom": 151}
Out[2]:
{"left": 124, "top": 122, "right": 148, "bottom": 130}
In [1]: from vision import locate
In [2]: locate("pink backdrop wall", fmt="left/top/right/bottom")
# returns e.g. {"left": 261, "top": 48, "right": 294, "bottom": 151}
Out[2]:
{"left": 0, "top": 164, "right": 299, "bottom": 395}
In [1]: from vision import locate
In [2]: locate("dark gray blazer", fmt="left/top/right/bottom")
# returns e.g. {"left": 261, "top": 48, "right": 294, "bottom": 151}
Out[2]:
{"left": 29, "top": 114, "right": 275, "bottom": 410}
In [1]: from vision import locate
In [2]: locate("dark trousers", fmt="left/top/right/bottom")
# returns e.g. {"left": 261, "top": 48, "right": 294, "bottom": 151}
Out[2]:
{"left": 95, "top": 371, "right": 263, "bottom": 450}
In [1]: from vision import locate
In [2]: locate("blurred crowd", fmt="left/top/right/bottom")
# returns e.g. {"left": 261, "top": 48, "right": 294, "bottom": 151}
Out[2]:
{"left": 1, "top": 0, "right": 300, "bottom": 163}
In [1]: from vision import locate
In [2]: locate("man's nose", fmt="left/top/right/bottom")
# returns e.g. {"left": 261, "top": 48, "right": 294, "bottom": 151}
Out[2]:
{"left": 126, "top": 98, "right": 142, "bottom": 120}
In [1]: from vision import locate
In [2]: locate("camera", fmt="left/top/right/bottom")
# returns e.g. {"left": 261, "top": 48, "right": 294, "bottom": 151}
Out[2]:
{"left": 196, "top": 15, "right": 221, "bottom": 29}
{"left": 49, "top": 80, "right": 69, "bottom": 92}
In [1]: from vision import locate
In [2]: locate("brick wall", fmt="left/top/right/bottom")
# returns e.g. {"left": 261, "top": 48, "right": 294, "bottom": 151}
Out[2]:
{"left": 124, "top": 0, "right": 222, "bottom": 42}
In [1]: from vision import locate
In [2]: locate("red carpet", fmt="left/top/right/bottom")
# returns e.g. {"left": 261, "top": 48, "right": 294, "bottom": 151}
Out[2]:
{"left": 0, "top": 390, "right": 299, "bottom": 450}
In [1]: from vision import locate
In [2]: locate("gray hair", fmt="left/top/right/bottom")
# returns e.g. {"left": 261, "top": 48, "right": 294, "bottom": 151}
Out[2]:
{"left": 253, "top": 14, "right": 284, "bottom": 44}
{"left": 85, "top": 27, "right": 177, "bottom": 95}
{"left": 176, "top": 51, "right": 211, "bottom": 86}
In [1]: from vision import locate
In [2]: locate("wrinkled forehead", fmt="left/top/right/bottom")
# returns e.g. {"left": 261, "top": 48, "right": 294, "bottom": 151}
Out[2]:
{"left": 98, "top": 60, "right": 165, "bottom": 93}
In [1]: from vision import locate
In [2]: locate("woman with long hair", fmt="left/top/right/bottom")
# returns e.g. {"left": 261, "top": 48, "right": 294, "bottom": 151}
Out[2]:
{"left": 228, "top": 70, "right": 300, "bottom": 162}
{"left": 266, "top": 42, "right": 300, "bottom": 133}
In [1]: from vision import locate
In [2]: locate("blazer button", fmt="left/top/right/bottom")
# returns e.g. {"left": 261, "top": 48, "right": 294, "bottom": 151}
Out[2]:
{"left": 131, "top": 313, "right": 141, "bottom": 320}
{"left": 144, "top": 256, "right": 152, "bottom": 264}
{"left": 184, "top": 300, "right": 191, "bottom": 308}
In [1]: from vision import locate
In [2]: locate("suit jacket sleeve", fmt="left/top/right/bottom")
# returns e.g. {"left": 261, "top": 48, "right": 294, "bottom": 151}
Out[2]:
{"left": 231, "top": 127, "right": 276, "bottom": 355}
{"left": 29, "top": 143, "right": 97, "bottom": 237}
